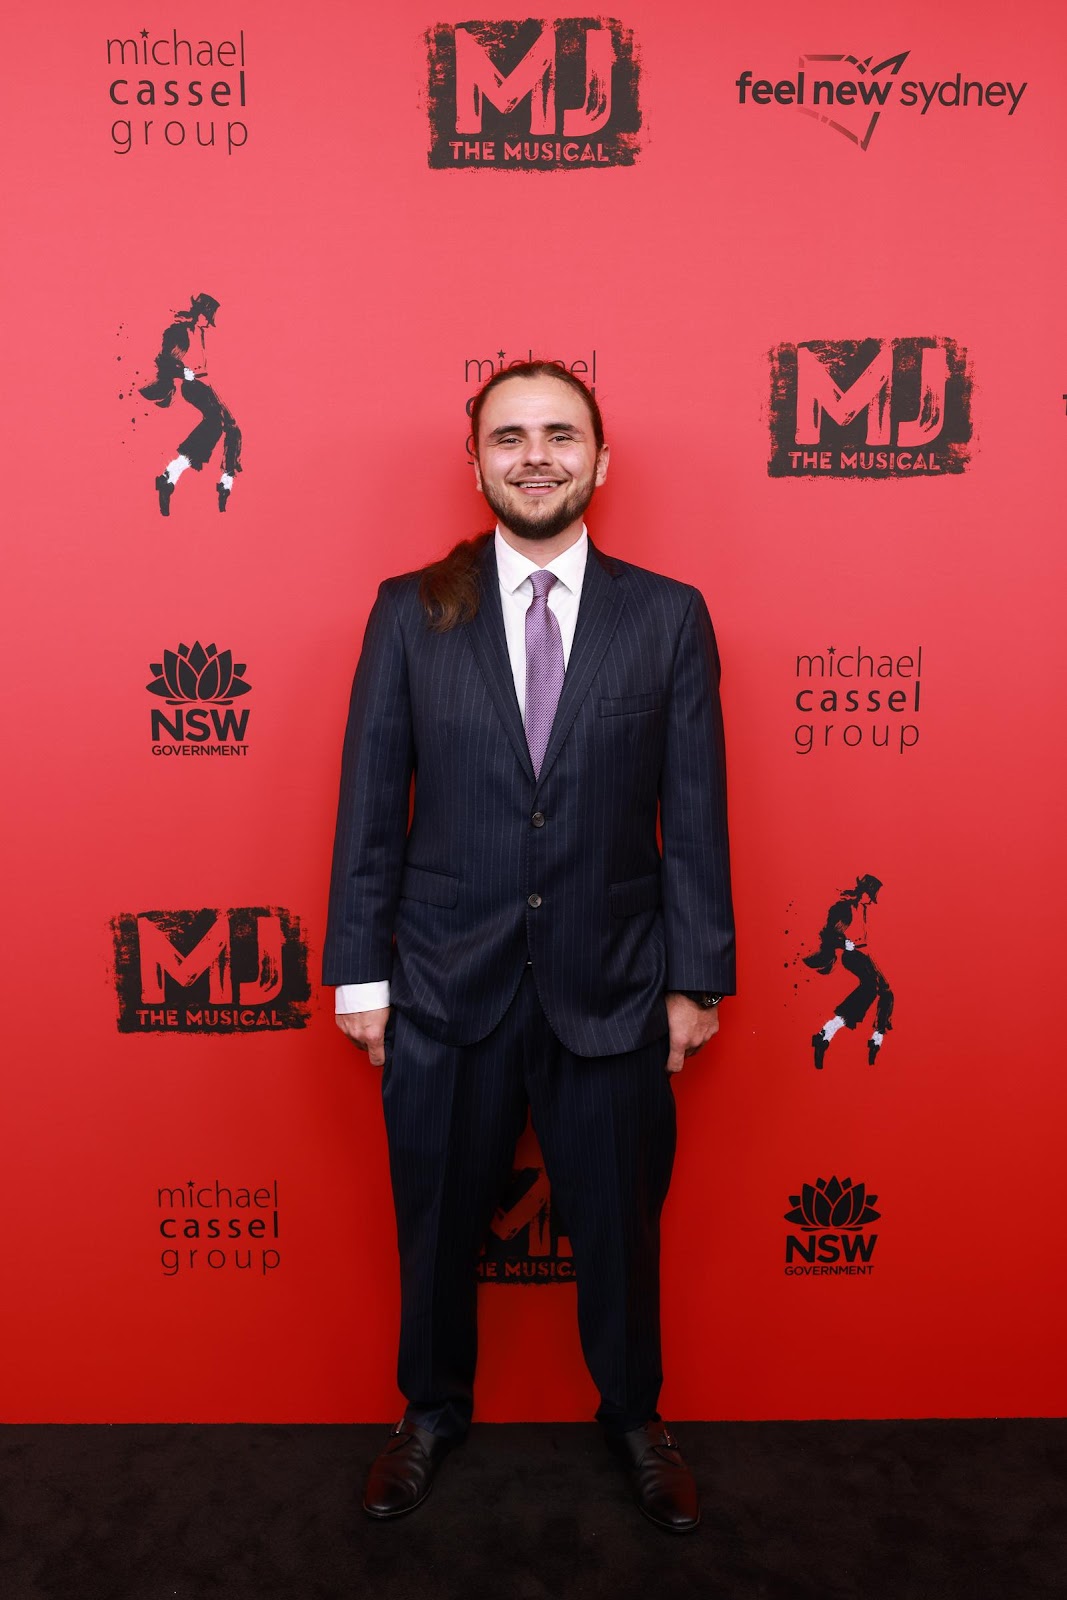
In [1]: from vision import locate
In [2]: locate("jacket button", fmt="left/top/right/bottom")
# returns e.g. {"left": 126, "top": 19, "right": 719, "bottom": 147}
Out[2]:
{"left": 527, "top": 893, "right": 542, "bottom": 909}
{"left": 531, "top": 811, "right": 545, "bottom": 828}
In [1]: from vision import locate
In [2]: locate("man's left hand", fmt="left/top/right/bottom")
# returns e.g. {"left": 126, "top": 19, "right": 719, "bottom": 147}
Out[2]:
{"left": 665, "top": 993, "right": 719, "bottom": 1075}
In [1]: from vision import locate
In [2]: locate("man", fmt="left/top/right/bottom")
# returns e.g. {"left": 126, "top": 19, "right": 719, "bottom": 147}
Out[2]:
{"left": 139, "top": 292, "right": 242, "bottom": 515}
{"left": 324, "top": 362, "right": 734, "bottom": 1532}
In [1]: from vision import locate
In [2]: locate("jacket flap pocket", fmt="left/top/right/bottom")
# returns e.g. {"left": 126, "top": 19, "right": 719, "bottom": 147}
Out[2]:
{"left": 599, "top": 692, "right": 663, "bottom": 717}
{"left": 400, "top": 865, "right": 459, "bottom": 908}
{"left": 609, "top": 872, "right": 662, "bottom": 918}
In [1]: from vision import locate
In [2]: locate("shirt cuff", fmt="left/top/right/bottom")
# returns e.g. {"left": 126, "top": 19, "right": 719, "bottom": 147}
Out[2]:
{"left": 335, "top": 981, "right": 390, "bottom": 1014}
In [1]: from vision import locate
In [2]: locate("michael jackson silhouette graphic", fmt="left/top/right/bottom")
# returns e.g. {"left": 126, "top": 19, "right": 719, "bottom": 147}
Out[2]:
{"left": 804, "top": 874, "right": 894, "bottom": 1069}
{"left": 140, "top": 293, "right": 242, "bottom": 514}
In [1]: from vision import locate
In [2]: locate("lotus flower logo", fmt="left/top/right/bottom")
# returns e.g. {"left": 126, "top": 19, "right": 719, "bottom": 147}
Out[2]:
{"left": 146, "top": 641, "right": 252, "bottom": 704}
{"left": 784, "top": 1176, "right": 880, "bottom": 1231}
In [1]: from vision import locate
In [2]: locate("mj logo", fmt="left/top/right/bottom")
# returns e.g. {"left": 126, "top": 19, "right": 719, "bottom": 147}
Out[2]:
{"left": 111, "top": 907, "right": 311, "bottom": 1032}
{"left": 426, "top": 18, "right": 642, "bottom": 168}
{"left": 477, "top": 1120, "right": 575, "bottom": 1281}
{"left": 768, "top": 337, "right": 974, "bottom": 476}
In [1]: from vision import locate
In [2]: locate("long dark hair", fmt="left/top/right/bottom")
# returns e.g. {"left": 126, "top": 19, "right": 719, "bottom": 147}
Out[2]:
{"left": 419, "top": 361, "right": 604, "bottom": 631}
{"left": 418, "top": 531, "right": 493, "bottom": 632}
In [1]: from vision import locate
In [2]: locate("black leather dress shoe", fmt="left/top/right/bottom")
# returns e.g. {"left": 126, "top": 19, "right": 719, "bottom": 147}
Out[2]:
{"left": 363, "top": 1419, "right": 455, "bottom": 1519}
{"left": 613, "top": 1422, "right": 700, "bottom": 1533}
{"left": 155, "top": 473, "right": 173, "bottom": 516}
{"left": 812, "top": 1031, "right": 829, "bottom": 1070}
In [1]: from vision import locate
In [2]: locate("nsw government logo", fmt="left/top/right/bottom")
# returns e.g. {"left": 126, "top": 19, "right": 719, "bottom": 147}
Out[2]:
{"left": 767, "top": 338, "right": 974, "bottom": 477}
{"left": 784, "top": 1176, "right": 880, "bottom": 1277}
{"left": 426, "top": 19, "right": 641, "bottom": 168}
{"left": 111, "top": 908, "right": 311, "bottom": 1032}
{"left": 147, "top": 640, "right": 251, "bottom": 757}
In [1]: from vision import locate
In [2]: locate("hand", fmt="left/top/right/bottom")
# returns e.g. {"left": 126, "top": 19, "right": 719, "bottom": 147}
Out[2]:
{"left": 183, "top": 367, "right": 196, "bottom": 381}
{"left": 844, "top": 939, "right": 855, "bottom": 951}
{"left": 665, "top": 993, "right": 719, "bottom": 1075}
{"left": 335, "top": 1005, "right": 390, "bottom": 1066}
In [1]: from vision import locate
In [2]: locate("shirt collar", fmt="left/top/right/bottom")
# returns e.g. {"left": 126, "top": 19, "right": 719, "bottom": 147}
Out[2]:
{"left": 494, "top": 526, "right": 589, "bottom": 595}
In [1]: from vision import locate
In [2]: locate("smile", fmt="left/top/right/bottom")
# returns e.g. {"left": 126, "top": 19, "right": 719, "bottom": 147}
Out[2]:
{"left": 513, "top": 480, "right": 564, "bottom": 494}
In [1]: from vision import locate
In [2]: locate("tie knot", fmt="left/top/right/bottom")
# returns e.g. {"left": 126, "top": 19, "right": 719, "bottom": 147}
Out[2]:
{"left": 529, "top": 570, "right": 557, "bottom": 602}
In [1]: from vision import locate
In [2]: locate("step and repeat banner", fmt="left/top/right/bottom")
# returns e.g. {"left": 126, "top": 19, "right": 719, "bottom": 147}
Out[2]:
{"left": 3, "top": 0, "right": 1065, "bottom": 1422}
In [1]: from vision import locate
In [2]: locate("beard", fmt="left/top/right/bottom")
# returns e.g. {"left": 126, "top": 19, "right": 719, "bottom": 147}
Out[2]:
{"left": 480, "top": 472, "right": 598, "bottom": 542}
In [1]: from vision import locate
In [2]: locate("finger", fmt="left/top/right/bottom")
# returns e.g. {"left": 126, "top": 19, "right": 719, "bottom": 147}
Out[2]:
{"left": 666, "top": 1042, "right": 685, "bottom": 1074}
{"left": 367, "top": 1039, "right": 386, "bottom": 1067}
{"left": 687, "top": 1021, "right": 719, "bottom": 1055}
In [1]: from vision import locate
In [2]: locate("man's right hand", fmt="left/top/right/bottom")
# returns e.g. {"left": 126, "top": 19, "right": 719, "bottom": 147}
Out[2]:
{"left": 335, "top": 1006, "right": 391, "bottom": 1066}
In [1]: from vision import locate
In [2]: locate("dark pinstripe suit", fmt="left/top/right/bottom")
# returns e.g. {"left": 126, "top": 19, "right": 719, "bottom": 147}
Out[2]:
{"left": 324, "top": 537, "right": 734, "bottom": 1434}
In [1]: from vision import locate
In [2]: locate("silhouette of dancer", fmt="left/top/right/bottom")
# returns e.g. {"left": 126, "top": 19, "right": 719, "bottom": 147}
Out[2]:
{"left": 140, "top": 293, "right": 242, "bottom": 514}
{"left": 804, "top": 875, "right": 893, "bottom": 1069}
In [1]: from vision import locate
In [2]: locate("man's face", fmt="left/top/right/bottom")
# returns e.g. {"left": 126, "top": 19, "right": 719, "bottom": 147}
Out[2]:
{"left": 473, "top": 375, "right": 609, "bottom": 543}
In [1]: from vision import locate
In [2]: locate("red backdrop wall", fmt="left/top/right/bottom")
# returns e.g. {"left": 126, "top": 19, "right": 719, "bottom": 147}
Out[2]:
{"left": 2, "top": 0, "right": 1065, "bottom": 1422}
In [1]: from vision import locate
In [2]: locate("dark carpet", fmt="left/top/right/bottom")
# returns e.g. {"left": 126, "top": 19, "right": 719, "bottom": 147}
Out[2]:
{"left": 2, "top": 1420, "right": 1065, "bottom": 1600}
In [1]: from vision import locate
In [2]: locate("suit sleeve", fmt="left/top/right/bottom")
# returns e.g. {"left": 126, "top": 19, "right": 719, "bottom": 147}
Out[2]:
{"left": 322, "top": 583, "right": 414, "bottom": 986}
{"left": 658, "top": 588, "right": 736, "bottom": 995}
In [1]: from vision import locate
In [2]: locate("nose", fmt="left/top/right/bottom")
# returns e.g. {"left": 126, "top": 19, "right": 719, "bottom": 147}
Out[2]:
{"left": 522, "top": 433, "right": 553, "bottom": 469}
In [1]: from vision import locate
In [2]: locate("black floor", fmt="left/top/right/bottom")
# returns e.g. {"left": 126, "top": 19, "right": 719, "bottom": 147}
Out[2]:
{"left": 2, "top": 1420, "right": 1065, "bottom": 1600}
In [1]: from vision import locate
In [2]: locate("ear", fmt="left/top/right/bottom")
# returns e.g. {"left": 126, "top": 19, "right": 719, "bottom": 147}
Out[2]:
{"left": 472, "top": 449, "right": 483, "bottom": 491}
{"left": 594, "top": 443, "right": 610, "bottom": 487}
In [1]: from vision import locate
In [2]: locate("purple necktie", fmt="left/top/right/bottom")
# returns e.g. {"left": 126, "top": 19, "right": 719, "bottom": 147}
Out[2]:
{"left": 525, "top": 570, "right": 564, "bottom": 777}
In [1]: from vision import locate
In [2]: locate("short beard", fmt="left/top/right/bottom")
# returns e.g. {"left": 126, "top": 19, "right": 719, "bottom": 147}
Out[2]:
{"left": 480, "top": 475, "right": 597, "bottom": 543}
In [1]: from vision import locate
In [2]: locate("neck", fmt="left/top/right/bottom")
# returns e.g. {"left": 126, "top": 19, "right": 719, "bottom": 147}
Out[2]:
{"left": 496, "top": 519, "right": 585, "bottom": 567}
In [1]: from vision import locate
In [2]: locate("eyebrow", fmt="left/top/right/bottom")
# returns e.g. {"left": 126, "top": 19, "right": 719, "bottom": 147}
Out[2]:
{"left": 486, "top": 420, "right": 583, "bottom": 440}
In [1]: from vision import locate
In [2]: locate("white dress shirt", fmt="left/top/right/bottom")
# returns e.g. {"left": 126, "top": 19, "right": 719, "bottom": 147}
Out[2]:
{"left": 336, "top": 527, "right": 589, "bottom": 1014}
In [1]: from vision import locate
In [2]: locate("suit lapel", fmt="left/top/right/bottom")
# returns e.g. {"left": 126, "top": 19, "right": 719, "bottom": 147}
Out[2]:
{"left": 536, "top": 540, "right": 625, "bottom": 789}
{"left": 464, "top": 539, "right": 536, "bottom": 782}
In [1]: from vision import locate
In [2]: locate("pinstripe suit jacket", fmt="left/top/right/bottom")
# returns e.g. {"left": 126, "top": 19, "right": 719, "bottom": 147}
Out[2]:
{"left": 323, "top": 538, "right": 734, "bottom": 1056}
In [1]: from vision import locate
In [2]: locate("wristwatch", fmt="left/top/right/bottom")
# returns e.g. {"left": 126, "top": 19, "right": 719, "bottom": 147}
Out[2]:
{"left": 678, "top": 991, "right": 723, "bottom": 1009}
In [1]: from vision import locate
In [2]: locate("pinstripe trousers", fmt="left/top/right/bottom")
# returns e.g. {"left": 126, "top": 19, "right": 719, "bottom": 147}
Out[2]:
{"left": 381, "top": 969, "right": 677, "bottom": 1439}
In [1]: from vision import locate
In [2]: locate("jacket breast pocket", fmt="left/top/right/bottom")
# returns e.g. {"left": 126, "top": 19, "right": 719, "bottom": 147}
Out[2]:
{"left": 598, "top": 692, "right": 663, "bottom": 718}
{"left": 609, "top": 872, "right": 662, "bottom": 918}
{"left": 400, "top": 865, "right": 459, "bottom": 908}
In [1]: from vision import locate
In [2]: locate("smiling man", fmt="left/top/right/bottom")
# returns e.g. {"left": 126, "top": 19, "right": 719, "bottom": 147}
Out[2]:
{"left": 324, "top": 361, "right": 735, "bottom": 1532}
